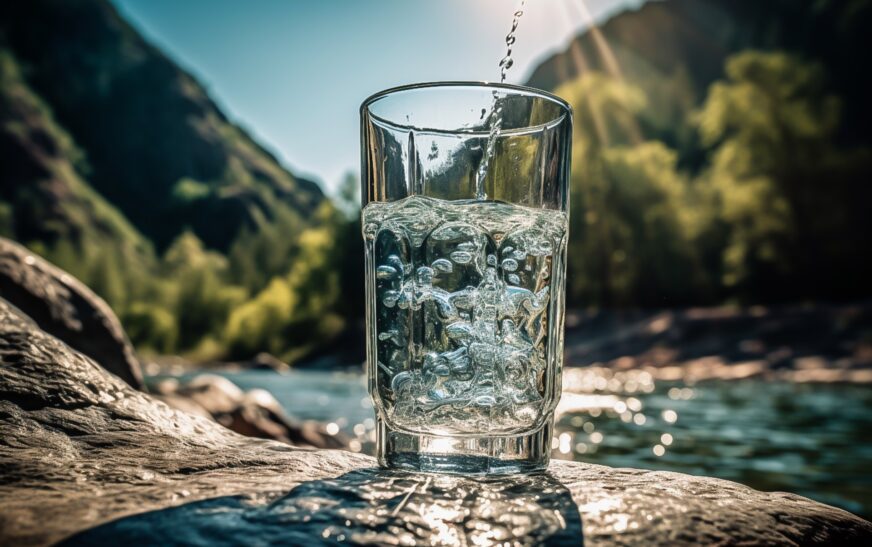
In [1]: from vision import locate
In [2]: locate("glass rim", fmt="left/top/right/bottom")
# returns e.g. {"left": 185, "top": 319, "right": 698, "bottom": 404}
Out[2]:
{"left": 360, "top": 81, "right": 572, "bottom": 136}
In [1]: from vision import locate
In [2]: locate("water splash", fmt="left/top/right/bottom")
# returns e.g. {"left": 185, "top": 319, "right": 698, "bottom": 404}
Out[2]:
{"left": 499, "top": 1, "right": 527, "bottom": 84}
{"left": 475, "top": 0, "right": 528, "bottom": 200}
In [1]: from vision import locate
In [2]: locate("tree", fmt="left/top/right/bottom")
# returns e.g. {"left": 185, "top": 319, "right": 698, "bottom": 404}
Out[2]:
{"left": 555, "top": 73, "right": 706, "bottom": 307}
{"left": 224, "top": 202, "right": 345, "bottom": 361}
{"left": 162, "top": 231, "right": 246, "bottom": 351}
{"left": 694, "top": 50, "right": 872, "bottom": 299}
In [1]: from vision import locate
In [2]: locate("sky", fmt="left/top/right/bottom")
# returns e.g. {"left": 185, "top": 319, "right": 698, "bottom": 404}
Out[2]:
{"left": 112, "top": 0, "right": 645, "bottom": 194}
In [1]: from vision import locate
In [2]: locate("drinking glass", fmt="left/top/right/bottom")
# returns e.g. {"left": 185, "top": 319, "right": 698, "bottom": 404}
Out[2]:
{"left": 360, "top": 82, "right": 571, "bottom": 474}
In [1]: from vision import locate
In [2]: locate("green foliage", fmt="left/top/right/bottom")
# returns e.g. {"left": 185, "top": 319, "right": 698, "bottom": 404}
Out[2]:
{"left": 86, "top": 247, "right": 128, "bottom": 310}
{"left": 171, "top": 178, "right": 212, "bottom": 204}
{"left": 333, "top": 172, "right": 361, "bottom": 222}
{"left": 551, "top": 50, "right": 872, "bottom": 307}
{"left": 122, "top": 302, "right": 177, "bottom": 354}
{"left": 162, "top": 232, "right": 248, "bottom": 350}
{"left": 556, "top": 74, "right": 708, "bottom": 306}
{"left": 224, "top": 276, "right": 297, "bottom": 357}
{"left": 224, "top": 202, "right": 346, "bottom": 361}
{"left": 694, "top": 51, "right": 872, "bottom": 299}
{"left": 227, "top": 205, "right": 304, "bottom": 293}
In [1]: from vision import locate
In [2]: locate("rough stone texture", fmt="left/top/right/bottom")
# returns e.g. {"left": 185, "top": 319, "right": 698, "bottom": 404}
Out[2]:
{"left": 0, "top": 237, "right": 143, "bottom": 388}
{"left": 1, "top": 299, "right": 870, "bottom": 546}
{"left": 152, "top": 374, "right": 351, "bottom": 449}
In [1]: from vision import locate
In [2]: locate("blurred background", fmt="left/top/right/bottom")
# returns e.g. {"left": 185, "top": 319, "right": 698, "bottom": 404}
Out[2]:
{"left": 1, "top": 0, "right": 871, "bottom": 518}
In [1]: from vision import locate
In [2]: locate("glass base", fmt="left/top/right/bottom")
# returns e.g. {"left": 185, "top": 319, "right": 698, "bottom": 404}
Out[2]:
{"left": 376, "top": 417, "right": 552, "bottom": 475}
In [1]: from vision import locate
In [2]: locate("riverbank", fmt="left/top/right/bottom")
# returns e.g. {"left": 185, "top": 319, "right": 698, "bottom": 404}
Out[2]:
{"left": 564, "top": 303, "right": 872, "bottom": 383}
{"left": 144, "top": 302, "right": 872, "bottom": 384}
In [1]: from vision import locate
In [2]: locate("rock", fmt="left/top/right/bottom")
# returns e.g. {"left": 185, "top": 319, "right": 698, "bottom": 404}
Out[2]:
{"left": 154, "top": 373, "right": 350, "bottom": 449}
{"left": 248, "top": 352, "right": 291, "bottom": 372}
{"left": 165, "top": 374, "right": 245, "bottom": 414}
{"left": 1, "top": 298, "right": 870, "bottom": 546}
{"left": 0, "top": 238, "right": 143, "bottom": 388}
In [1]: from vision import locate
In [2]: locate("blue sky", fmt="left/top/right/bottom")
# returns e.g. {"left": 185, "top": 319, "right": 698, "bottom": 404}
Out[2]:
{"left": 112, "top": 0, "right": 644, "bottom": 194}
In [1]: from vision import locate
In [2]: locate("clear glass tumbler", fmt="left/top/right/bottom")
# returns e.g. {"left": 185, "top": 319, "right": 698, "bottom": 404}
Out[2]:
{"left": 360, "top": 82, "right": 571, "bottom": 474}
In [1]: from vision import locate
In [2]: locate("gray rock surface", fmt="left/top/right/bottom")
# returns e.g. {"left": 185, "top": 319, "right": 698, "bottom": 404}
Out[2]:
{"left": 152, "top": 374, "right": 351, "bottom": 449}
{"left": 1, "top": 298, "right": 870, "bottom": 546}
{"left": 0, "top": 238, "right": 143, "bottom": 388}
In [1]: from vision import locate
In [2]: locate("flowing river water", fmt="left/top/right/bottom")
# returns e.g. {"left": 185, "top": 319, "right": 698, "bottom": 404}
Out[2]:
{"left": 151, "top": 368, "right": 872, "bottom": 519}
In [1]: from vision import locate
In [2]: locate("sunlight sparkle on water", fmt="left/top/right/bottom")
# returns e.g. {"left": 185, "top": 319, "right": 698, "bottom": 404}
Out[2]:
{"left": 421, "top": 505, "right": 463, "bottom": 545}
{"left": 558, "top": 432, "right": 572, "bottom": 454}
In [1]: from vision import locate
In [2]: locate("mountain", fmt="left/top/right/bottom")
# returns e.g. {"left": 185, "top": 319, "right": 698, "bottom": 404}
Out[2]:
{"left": 0, "top": 0, "right": 324, "bottom": 253}
{"left": 0, "top": 0, "right": 346, "bottom": 361}
{"left": 526, "top": 0, "right": 872, "bottom": 149}
{"left": 0, "top": 48, "right": 153, "bottom": 267}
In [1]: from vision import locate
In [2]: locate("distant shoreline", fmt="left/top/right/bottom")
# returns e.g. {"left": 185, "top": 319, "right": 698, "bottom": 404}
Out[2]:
{"left": 143, "top": 302, "right": 872, "bottom": 384}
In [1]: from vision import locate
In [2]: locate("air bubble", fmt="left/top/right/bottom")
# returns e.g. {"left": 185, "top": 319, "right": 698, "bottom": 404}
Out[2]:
{"left": 416, "top": 266, "right": 434, "bottom": 285}
{"left": 474, "top": 395, "right": 496, "bottom": 407}
{"left": 381, "top": 290, "right": 399, "bottom": 308}
{"left": 376, "top": 265, "right": 398, "bottom": 280}
{"left": 450, "top": 251, "right": 473, "bottom": 264}
{"left": 432, "top": 259, "right": 453, "bottom": 273}
{"left": 391, "top": 372, "right": 413, "bottom": 393}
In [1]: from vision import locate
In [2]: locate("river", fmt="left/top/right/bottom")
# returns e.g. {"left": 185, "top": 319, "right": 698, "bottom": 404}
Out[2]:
{"left": 153, "top": 368, "right": 872, "bottom": 519}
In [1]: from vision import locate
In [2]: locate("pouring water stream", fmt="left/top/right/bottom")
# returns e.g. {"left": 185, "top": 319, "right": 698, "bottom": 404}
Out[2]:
{"left": 475, "top": 0, "right": 528, "bottom": 200}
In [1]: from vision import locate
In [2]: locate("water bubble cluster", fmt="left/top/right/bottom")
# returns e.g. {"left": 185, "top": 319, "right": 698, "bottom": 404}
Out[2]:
{"left": 363, "top": 196, "right": 568, "bottom": 434}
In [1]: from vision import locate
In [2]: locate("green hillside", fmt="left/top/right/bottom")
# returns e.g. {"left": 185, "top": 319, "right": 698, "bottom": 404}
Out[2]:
{"left": 526, "top": 0, "right": 872, "bottom": 307}
{"left": 0, "top": 0, "right": 323, "bottom": 252}
{"left": 0, "top": 0, "right": 348, "bottom": 362}
{"left": 0, "top": 49, "right": 152, "bottom": 273}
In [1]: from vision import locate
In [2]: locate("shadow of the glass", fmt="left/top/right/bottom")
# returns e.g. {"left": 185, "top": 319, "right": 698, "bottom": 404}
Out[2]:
{"left": 62, "top": 467, "right": 583, "bottom": 545}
